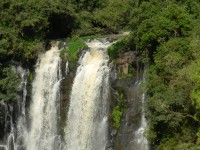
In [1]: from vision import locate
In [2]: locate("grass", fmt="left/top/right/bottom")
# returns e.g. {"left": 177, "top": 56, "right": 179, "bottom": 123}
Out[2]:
{"left": 80, "top": 35, "right": 97, "bottom": 40}
{"left": 60, "top": 37, "right": 88, "bottom": 61}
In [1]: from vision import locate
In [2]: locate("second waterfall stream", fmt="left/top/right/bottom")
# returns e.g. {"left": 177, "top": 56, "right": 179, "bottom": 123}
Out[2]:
{"left": 26, "top": 44, "right": 62, "bottom": 150}
{"left": 64, "top": 40, "right": 111, "bottom": 150}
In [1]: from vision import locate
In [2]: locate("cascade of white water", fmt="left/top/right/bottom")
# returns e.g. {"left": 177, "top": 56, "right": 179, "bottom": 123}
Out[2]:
{"left": 65, "top": 61, "right": 69, "bottom": 76}
{"left": 134, "top": 74, "right": 149, "bottom": 150}
{"left": 0, "top": 66, "right": 29, "bottom": 150}
{"left": 15, "top": 66, "right": 29, "bottom": 150}
{"left": 0, "top": 101, "right": 13, "bottom": 150}
{"left": 26, "top": 44, "right": 62, "bottom": 150}
{"left": 64, "top": 39, "right": 111, "bottom": 150}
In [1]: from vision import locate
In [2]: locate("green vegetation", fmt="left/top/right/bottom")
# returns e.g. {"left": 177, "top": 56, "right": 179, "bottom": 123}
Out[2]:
{"left": 80, "top": 35, "right": 97, "bottom": 40}
{"left": 112, "top": 106, "right": 122, "bottom": 129}
{"left": 111, "top": 92, "right": 125, "bottom": 129}
{"left": 94, "top": 0, "right": 135, "bottom": 32}
{"left": 107, "top": 35, "right": 135, "bottom": 60}
{"left": 0, "top": 68, "right": 20, "bottom": 101}
{"left": 0, "top": 0, "right": 78, "bottom": 101}
{"left": 0, "top": 0, "right": 104, "bottom": 101}
{"left": 95, "top": 0, "right": 200, "bottom": 148}
{"left": 119, "top": 72, "right": 135, "bottom": 80}
{"left": 29, "top": 72, "right": 33, "bottom": 82}
{"left": 128, "top": 0, "right": 200, "bottom": 149}
{"left": 60, "top": 38, "right": 87, "bottom": 61}
{"left": 107, "top": 40, "right": 127, "bottom": 60}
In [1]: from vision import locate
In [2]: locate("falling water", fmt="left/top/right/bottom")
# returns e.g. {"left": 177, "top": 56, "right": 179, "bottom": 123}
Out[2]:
{"left": 134, "top": 92, "right": 148, "bottom": 150}
{"left": 15, "top": 66, "right": 29, "bottom": 150}
{"left": 0, "top": 66, "right": 29, "bottom": 150}
{"left": 0, "top": 101, "right": 14, "bottom": 150}
{"left": 114, "top": 69, "right": 149, "bottom": 150}
{"left": 134, "top": 72, "right": 149, "bottom": 150}
{"left": 26, "top": 44, "right": 62, "bottom": 150}
{"left": 64, "top": 39, "right": 111, "bottom": 150}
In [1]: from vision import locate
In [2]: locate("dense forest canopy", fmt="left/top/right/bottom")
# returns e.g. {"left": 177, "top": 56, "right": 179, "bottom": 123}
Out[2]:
{"left": 1, "top": 0, "right": 200, "bottom": 149}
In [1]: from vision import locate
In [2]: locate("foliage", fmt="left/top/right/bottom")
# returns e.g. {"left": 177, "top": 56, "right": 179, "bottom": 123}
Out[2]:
{"left": 111, "top": 92, "right": 125, "bottom": 130}
{"left": 94, "top": 0, "right": 133, "bottom": 32}
{"left": 107, "top": 40, "right": 126, "bottom": 60}
{"left": 107, "top": 35, "right": 135, "bottom": 60}
{"left": 60, "top": 38, "right": 87, "bottom": 61}
{"left": 0, "top": 68, "right": 20, "bottom": 101}
{"left": 112, "top": 106, "right": 122, "bottom": 129}
{"left": 0, "top": 0, "right": 96, "bottom": 102}
{"left": 80, "top": 35, "right": 97, "bottom": 40}
{"left": 131, "top": 0, "right": 200, "bottom": 148}
{"left": 29, "top": 72, "right": 33, "bottom": 82}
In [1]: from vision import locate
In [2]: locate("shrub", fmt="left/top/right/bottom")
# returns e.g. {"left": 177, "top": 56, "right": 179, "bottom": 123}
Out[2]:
{"left": 60, "top": 38, "right": 88, "bottom": 61}
{"left": 111, "top": 106, "right": 122, "bottom": 129}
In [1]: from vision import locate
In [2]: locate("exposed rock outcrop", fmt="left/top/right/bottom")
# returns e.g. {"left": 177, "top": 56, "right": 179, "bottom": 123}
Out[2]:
{"left": 109, "top": 48, "right": 145, "bottom": 150}
{"left": 115, "top": 51, "right": 137, "bottom": 76}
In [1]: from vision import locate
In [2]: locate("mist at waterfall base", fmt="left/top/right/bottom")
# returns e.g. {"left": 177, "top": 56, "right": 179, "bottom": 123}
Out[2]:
{"left": 0, "top": 39, "right": 149, "bottom": 150}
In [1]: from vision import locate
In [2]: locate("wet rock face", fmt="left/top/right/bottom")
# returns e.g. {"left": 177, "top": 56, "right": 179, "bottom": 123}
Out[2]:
{"left": 116, "top": 51, "right": 137, "bottom": 75}
{"left": 59, "top": 60, "right": 77, "bottom": 139}
{"left": 0, "top": 104, "right": 6, "bottom": 140}
{"left": 116, "top": 51, "right": 136, "bottom": 65}
{"left": 109, "top": 49, "right": 145, "bottom": 150}
{"left": 113, "top": 76, "right": 143, "bottom": 150}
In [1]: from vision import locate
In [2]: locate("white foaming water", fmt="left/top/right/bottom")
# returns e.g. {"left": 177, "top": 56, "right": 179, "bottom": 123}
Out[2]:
{"left": 26, "top": 45, "right": 62, "bottom": 150}
{"left": 86, "top": 39, "right": 112, "bottom": 49}
{"left": 65, "top": 61, "right": 69, "bottom": 76}
{"left": 16, "top": 67, "right": 29, "bottom": 150}
{"left": 134, "top": 80, "right": 149, "bottom": 150}
{"left": 0, "top": 66, "right": 29, "bottom": 150}
{"left": 64, "top": 39, "right": 111, "bottom": 150}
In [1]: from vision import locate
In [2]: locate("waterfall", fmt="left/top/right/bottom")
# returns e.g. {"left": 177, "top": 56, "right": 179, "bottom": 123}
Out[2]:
{"left": 134, "top": 73, "right": 149, "bottom": 150}
{"left": 26, "top": 44, "right": 62, "bottom": 150}
{"left": 129, "top": 77, "right": 149, "bottom": 150}
{"left": 0, "top": 101, "right": 14, "bottom": 150}
{"left": 114, "top": 69, "right": 149, "bottom": 150}
{"left": 0, "top": 36, "right": 149, "bottom": 150}
{"left": 15, "top": 66, "right": 29, "bottom": 150}
{"left": 64, "top": 39, "right": 111, "bottom": 150}
{"left": 134, "top": 92, "right": 148, "bottom": 150}
{"left": 0, "top": 66, "right": 29, "bottom": 150}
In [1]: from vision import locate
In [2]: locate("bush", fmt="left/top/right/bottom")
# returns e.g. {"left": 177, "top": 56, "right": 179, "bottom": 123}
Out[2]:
{"left": 111, "top": 106, "right": 122, "bottom": 129}
{"left": 60, "top": 38, "right": 88, "bottom": 61}
{"left": 107, "top": 35, "right": 135, "bottom": 60}
{"left": 107, "top": 40, "right": 126, "bottom": 60}
{"left": 0, "top": 68, "right": 20, "bottom": 101}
